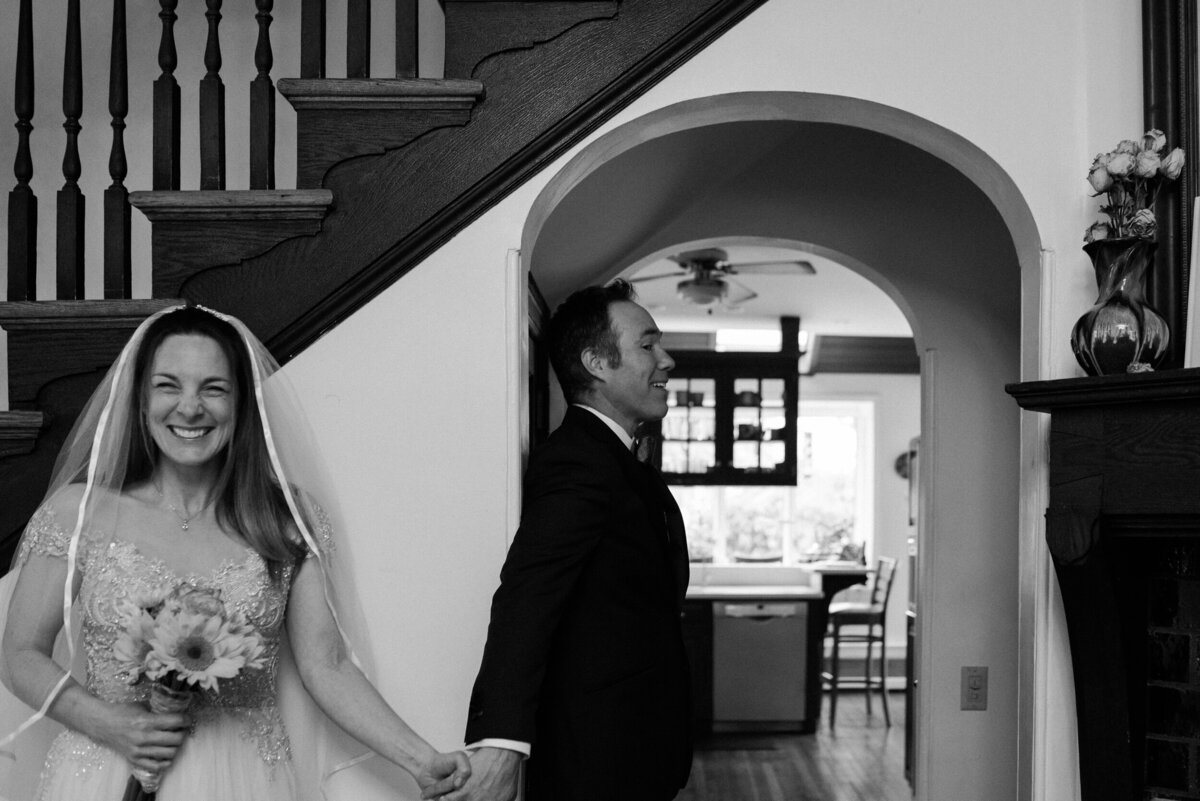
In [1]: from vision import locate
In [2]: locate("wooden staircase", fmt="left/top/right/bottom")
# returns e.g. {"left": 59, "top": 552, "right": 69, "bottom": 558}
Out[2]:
{"left": 0, "top": 0, "right": 768, "bottom": 564}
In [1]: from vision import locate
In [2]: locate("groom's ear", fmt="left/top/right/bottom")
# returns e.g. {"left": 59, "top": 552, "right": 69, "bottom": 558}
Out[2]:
{"left": 580, "top": 348, "right": 608, "bottom": 382}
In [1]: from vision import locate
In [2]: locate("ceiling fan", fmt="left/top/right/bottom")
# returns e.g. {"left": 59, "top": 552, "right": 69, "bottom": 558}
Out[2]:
{"left": 631, "top": 247, "right": 816, "bottom": 308}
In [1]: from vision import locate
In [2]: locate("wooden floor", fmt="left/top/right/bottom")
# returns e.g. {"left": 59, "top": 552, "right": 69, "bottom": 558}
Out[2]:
{"left": 679, "top": 693, "right": 910, "bottom": 801}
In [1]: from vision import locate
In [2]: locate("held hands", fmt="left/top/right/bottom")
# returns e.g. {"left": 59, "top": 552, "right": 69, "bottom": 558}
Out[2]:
{"left": 94, "top": 700, "right": 191, "bottom": 774}
{"left": 416, "top": 749, "right": 473, "bottom": 798}
{"left": 434, "top": 747, "right": 521, "bottom": 801}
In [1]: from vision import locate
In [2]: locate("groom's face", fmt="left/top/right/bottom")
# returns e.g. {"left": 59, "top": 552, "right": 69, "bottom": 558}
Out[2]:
{"left": 588, "top": 301, "right": 675, "bottom": 433}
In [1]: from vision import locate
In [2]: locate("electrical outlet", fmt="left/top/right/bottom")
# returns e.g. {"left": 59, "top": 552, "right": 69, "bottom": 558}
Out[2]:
{"left": 961, "top": 666, "right": 988, "bottom": 711}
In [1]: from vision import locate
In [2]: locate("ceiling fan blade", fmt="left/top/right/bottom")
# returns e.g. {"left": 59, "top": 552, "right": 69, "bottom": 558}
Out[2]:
{"left": 630, "top": 271, "right": 687, "bottom": 283}
{"left": 725, "top": 260, "right": 816, "bottom": 275}
{"left": 723, "top": 278, "right": 758, "bottom": 306}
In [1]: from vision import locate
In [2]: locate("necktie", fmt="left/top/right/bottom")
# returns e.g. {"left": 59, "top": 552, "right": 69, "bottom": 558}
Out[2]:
{"left": 634, "top": 434, "right": 657, "bottom": 464}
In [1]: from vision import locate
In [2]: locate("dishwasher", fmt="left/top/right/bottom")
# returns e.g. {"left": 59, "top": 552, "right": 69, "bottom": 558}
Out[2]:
{"left": 712, "top": 601, "right": 807, "bottom": 730}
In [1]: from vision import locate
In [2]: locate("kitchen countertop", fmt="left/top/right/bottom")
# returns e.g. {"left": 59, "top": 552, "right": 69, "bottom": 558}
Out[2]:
{"left": 686, "top": 584, "right": 824, "bottom": 601}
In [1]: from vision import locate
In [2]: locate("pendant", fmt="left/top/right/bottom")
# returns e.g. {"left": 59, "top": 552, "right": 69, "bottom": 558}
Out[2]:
{"left": 181, "top": 521, "right": 189, "bottom": 531}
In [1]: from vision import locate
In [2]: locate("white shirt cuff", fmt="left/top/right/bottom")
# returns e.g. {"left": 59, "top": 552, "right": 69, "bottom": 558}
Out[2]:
{"left": 467, "top": 738, "right": 531, "bottom": 758}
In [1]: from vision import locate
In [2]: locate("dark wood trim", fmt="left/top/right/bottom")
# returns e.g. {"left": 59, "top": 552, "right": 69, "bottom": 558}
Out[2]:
{"left": 346, "top": 0, "right": 370, "bottom": 79}
{"left": 104, "top": 0, "right": 131, "bottom": 299}
{"left": 806, "top": 336, "right": 919, "bottom": 375}
{"left": 249, "top": 0, "right": 276, "bottom": 190}
{"left": 1142, "top": 0, "right": 1199, "bottom": 369}
{"left": 395, "top": 0, "right": 419, "bottom": 78}
{"left": 300, "top": 0, "right": 325, "bottom": 79}
{"left": 129, "top": 189, "right": 332, "bottom": 222}
{"left": 277, "top": 78, "right": 483, "bottom": 188}
{"left": 268, "top": 0, "right": 771, "bottom": 361}
{"left": 129, "top": 190, "right": 332, "bottom": 298}
{"left": 442, "top": 1, "right": 618, "bottom": 79}
{"left": 527, "top": 272, "right": 550, "bottom": 337}
{"left": 0, "top": 299, "right": 182, "bottom": 406}
{"left": 1006, "top": 366, "right": 1200, "bottom": 412}
{"left": 8, "top": 0, "right": 37, "bottom": 301}
{"left": 0, "top": 411, "right": 44, "bottom": 459}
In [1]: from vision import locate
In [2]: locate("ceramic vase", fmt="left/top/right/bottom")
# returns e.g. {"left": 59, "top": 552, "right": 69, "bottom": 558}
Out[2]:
{"left": 1070, "top": 237, "right": 1169, "bottom": 375}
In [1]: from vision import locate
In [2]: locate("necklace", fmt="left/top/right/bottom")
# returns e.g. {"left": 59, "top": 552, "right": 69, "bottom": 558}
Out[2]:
{"left": 154, "top": 484, "right": 211, "bottom": 531}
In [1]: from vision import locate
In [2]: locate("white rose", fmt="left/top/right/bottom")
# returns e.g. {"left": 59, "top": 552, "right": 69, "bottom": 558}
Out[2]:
{"left": 1134, "top": 150, "right": 1161, "bottom": 178}
{"left": 1084, "top": 222, "right": 1112, "bottom": 243}
{"left": 1087, "top": 164, "right": 1113, "bottom": 192}
{"left": 1160, "top": 148, "right": 1185, "bottom": 180}
{"left": 1107, "top": 152, "right": 1135, "bottom": 177}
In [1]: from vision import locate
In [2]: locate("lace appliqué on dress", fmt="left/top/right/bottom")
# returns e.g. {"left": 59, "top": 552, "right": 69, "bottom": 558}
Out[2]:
{"left": 35, "top": 731, "right": 109, "bottom": 797}
{"left": 16, "top": 505, "right": 75, "bottom": 564}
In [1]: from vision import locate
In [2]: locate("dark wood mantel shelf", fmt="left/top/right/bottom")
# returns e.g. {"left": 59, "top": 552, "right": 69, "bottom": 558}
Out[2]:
{"left": 1007, "top": 366, "right": 1200, "bottom": 412}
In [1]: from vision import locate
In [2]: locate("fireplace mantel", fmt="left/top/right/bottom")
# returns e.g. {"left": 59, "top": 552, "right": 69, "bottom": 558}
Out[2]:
{"left": 1009, "top": 369, "right": 1200, "bottom": 801}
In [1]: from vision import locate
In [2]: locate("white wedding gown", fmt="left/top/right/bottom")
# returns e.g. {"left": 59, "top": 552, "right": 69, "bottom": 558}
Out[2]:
{"left": 17, "top": 505, "right": 300, "bottom": 801}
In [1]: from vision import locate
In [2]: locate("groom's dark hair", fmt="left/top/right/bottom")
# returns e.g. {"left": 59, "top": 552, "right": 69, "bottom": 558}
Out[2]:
{"left": 548, "top": 279, "right": 637, "bottom": 403}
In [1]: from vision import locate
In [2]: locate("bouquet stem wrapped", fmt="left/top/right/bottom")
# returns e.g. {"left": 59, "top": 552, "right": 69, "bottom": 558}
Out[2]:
{"left": 122, "top": 678, "right": 196, "bottom": 800}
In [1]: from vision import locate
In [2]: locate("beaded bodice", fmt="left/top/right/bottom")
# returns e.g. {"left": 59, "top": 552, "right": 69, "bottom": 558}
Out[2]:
{"left": 17, "top": 505, "right": 297, "bottom": 766}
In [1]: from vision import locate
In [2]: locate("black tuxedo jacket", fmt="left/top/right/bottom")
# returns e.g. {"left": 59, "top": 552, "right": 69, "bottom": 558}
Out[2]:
{"left": 466, "top": 407, "right": 692, "bottom": 801}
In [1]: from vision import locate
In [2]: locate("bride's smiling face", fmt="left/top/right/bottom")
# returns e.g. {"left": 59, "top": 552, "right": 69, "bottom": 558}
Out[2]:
{"left": 145, "top": 333, "right": 237, "bottom": 470}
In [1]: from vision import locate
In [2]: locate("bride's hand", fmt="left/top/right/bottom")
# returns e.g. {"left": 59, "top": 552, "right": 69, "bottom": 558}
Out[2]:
{"left": 415, "top": 749, "right": 471, "bottom": 798}
{"left": 90, "top": 700, "right": 191, "bottom": 773}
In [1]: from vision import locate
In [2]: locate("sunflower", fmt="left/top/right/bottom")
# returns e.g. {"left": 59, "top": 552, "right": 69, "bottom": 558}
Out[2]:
{"left": 147, "top": 611, "right": 264, "bottom": 692}
{"left": 113, "top": 608, "right": 158, "bottom": 684}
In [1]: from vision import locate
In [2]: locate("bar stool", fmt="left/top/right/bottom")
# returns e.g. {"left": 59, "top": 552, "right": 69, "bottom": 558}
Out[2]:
{"left": 822, "top": 556, "right": 898, "bottom": 729}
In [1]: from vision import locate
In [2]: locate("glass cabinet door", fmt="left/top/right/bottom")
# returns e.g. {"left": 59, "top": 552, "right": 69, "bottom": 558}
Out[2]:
{"left": 661, "top": 377, "right": 716, "bottom": 476}
{"left": 730, "top": 377, "right": 788, "bottom": 475}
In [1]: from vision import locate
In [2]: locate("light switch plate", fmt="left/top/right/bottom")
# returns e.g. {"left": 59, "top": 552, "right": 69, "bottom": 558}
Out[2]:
{"left": 961, "top": 666, "right": 988, "bottom": 711}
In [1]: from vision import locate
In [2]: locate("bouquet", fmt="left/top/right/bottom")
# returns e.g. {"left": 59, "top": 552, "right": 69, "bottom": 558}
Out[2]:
{"left": 114, "top": 585, "right": 265, "bottom": 800}
{"left": 1084, "top": 129, "right": 1185, "bottom": 243}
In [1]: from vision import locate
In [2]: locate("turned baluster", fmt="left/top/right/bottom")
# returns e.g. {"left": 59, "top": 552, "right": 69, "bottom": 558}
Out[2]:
{"left": 57, "top": 0, "right": 85, "bottom": 299}
{"left": 104, "top": 0, "right": 131, "bottom": 298}
{"left": 7, "top": 0, "right": 36, "bottom": 300}
{"left": 154, "top": 0, "right": 181, "bottom": 191}
{"left": 301, "top": 0, "right": 326, "bottom": 79}
{"left": 250, "top": 0, "right": 276, "bottom": 190}
{"left": 396, "top": 0, "right": 419, "bottom": 78}
{"left": 347, "top": 0, "right": 371, "bottom": 79}
{"left": 199, "top": 0, "right": 226, "bottom": 190}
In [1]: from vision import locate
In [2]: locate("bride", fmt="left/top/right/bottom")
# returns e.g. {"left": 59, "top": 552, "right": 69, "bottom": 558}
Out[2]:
{"left": 0, "top": 305, "right": 469, "bottom": 800}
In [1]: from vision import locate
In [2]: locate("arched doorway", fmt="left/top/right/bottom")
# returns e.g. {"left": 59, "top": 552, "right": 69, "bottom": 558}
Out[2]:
{"left": 522, "top": 92, "right": 1040, "bottom": 801}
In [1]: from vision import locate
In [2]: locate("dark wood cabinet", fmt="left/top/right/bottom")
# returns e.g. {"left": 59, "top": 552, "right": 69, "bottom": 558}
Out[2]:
{"left": 656, "top": 351, "right": 799, "bottom": 486}
{"left": 681, "top": 599, "right": 714, "bottom": 736}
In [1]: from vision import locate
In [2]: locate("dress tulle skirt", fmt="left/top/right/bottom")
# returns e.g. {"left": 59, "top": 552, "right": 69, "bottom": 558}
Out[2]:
{"left": 33, "top": 712, "right": 297, "bottom": 801}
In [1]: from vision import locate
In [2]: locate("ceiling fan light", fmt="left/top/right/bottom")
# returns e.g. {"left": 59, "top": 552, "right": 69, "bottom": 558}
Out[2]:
{"left": 676, "top": 278, "right": 726, "bottom": 305}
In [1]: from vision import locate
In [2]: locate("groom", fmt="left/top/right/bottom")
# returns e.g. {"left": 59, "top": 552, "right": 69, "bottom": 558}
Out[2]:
{"left": 449, "top": 280, "right": 692, "bottom": 801}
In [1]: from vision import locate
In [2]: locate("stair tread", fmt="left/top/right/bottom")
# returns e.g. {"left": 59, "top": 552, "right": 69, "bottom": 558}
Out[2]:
{"left": 278, "top": 78, "right": 484, "bottom": 98}
{"left": 129, "top": 189, "right": 333, "bottom": 221}
{"left": 279, "top": 78, "right": 485, "bottom": 111}
{"left": 0, "top": 410, "right": 43, "bottom": 427}
{"left": 0, "top": 299, "right": 183, "bottom": 327}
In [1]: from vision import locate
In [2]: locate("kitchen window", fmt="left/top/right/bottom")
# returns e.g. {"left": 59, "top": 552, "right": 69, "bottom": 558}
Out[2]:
{"left": 670, "top": 399, "right": 874, "bottom": 565}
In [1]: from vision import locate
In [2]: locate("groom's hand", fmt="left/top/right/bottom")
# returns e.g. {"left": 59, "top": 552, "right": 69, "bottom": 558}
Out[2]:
{"left": 432, "top": 746, "right": 521, "bottom": 801}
